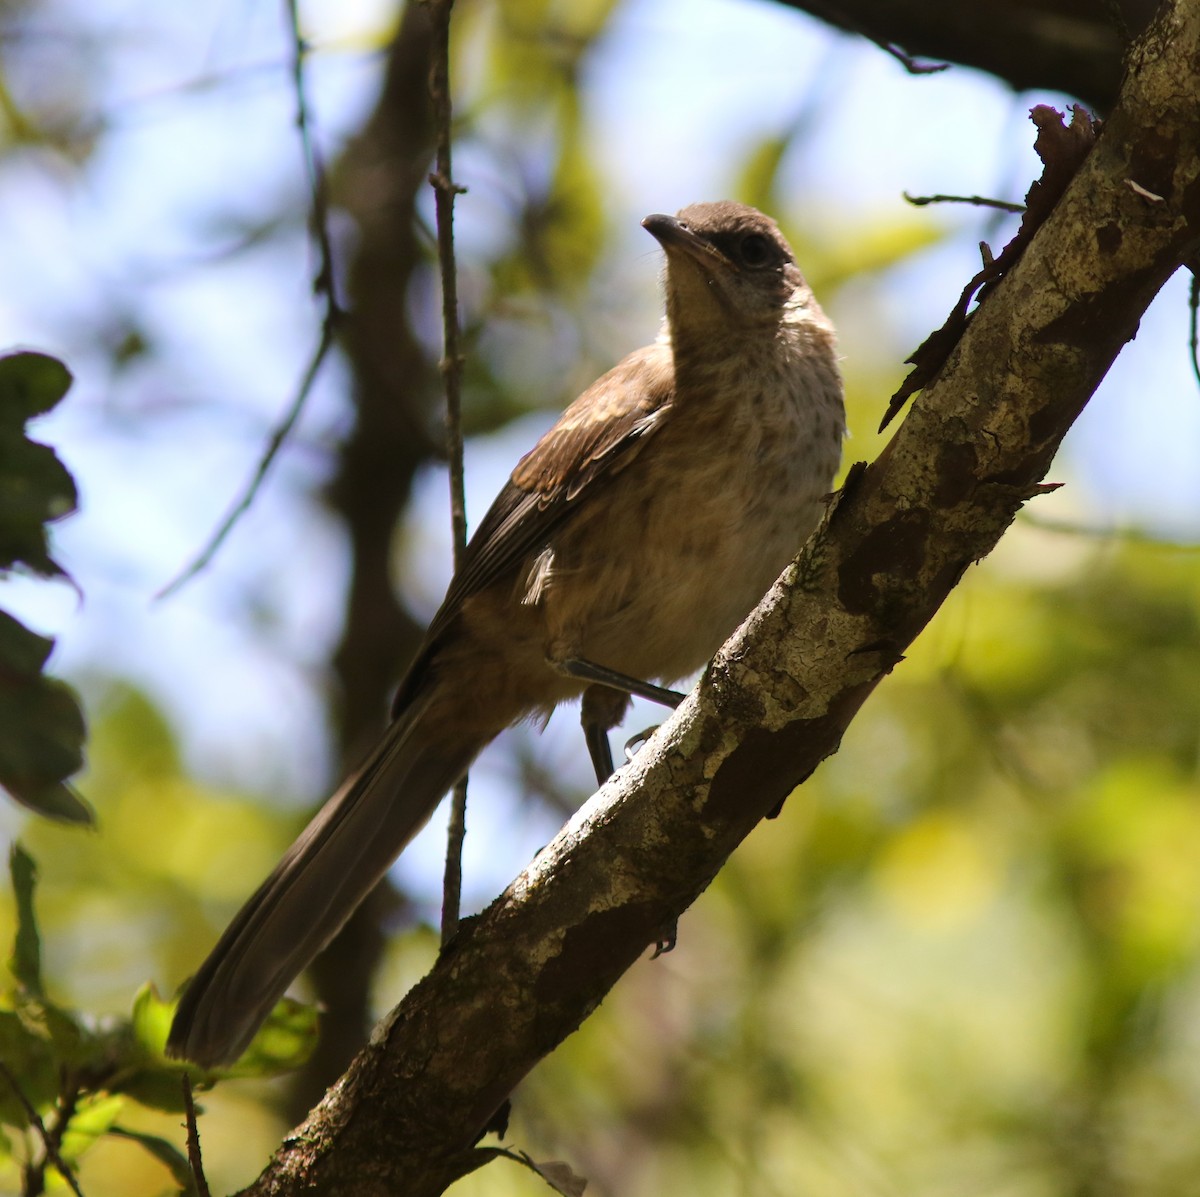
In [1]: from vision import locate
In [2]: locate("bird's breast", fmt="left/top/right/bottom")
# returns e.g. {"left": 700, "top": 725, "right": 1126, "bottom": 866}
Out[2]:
{"left": 535, "top": 347, "right": 844, "bottom": 686}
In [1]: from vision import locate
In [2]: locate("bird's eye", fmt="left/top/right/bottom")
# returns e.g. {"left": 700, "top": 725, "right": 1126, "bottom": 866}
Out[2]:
{"left": 738, "top": 233, "right": 772, "bottom": 268}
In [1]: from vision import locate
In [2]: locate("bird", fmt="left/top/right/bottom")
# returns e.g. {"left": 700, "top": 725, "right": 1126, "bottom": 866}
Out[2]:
{"left": 167, "top": 200, "right": 845, "bottom": 1068}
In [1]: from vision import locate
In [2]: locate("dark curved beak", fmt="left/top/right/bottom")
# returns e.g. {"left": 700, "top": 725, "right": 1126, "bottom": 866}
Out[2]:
{"left": 642, "top": 214, "right": 735, "bottom": 271}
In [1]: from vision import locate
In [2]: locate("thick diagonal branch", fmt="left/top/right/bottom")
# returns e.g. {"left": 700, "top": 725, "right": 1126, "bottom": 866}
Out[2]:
{"left": 242, "top": 2, "right": 1200, "bottom": 1191}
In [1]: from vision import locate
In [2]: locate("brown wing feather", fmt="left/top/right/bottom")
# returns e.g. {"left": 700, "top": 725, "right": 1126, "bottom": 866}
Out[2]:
{"left": 510, "top": 344, "right": 672, "bottom": 500}
{"left": 440, "top": 342, "right": 673, "bottom": 630}
{"left": 392, "top": 343, "right": 674, "bottom": 714}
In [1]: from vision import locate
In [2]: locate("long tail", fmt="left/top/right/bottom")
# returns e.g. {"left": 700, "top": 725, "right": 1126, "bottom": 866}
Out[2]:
{"left": 167, "top": 686, "right": 484, "bottom": 1068}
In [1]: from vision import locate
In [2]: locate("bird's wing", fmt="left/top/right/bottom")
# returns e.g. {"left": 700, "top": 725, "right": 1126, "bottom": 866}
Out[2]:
{"left": 438, "top": 341, "right": 673, "bottom": 633}
{"left": 393, "top": 343, "right": 674, "bottom": 711}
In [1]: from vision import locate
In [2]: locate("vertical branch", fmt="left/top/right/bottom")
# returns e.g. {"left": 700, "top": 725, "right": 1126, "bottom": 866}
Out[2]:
{"left": 181, "top": 1075, "right": 213, "bottom": 1197}
{"left": 426, "top": 0, "right": 470, "bottom": 947}
{"left": 289, "top": 2, "right": 438, "bottom": 1114}
{"left": 428, "top": 1, "right": 468, "bottom": 561}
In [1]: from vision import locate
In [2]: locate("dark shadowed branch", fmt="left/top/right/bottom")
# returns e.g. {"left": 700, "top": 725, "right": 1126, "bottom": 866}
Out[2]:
{"left": 287, "top": 1, "right": 439, "bottom": 1115}
{"left": 425, "top": 0, "right": 472, "bottom": 948}
{"left": 775, "top": 0, "right": 1144, "bottom": 109}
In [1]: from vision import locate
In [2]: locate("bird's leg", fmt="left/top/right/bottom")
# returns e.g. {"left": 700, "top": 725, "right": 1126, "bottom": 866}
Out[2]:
{"left": 569, "top": 669, "right": 681, "bottom": 956}
{"left": 555, "top": 657, "right": 686, "bottom": 709}
{"left": 580, "top": 684, "right": 631, "bottom": 785}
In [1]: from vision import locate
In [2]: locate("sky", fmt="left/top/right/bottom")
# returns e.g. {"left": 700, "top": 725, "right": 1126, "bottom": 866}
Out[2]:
{"left": 1, "top": 0, "right": 1197, "bottom": 908}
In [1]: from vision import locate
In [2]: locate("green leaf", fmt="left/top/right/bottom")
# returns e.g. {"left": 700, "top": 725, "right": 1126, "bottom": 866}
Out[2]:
{"left": 130, "top": 981, "right": 317, "bottom": 1080}
{"left": 0, "top": 356, "right": 78, "bottom": 576}
{"left": 226, "top": 994, "right": 319, "bottom": 1076}
{"left": 0, "top": 350, "right": 76, "bottom": 578}
{"left": 58, "top": 1092, "right": 125, "bottom": 1165}
{"left": 735, "top": 133, "right": 791, "bottom": 214}
{"left": 0, "top": 352, "right": 72, "bottom": 425}
{"left": 0, "top": 349, "right": 87, "bottom": 822}
{"left": 131, "top": 980, "right": 316, "bottom": 1087}
{"left": 8, "top": 844, "right": 42, "bottom": 995}
{"left": 130, "top": 982, "right": 174, "bottom": 1057}
{"left": 0, "top": 628, "right": 89, "bottom": 823}
{"left": 108, "top": 1125, "right": 196, "bottom": 1192}
{"left": 0, "top": 432, "right": 77, "bottom": 576}
{"left": 0, "top": 609, "right": 52, "bottom": 676}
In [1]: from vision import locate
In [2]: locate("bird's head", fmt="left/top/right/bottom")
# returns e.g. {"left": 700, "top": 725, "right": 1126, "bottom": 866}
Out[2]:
{"left": 642, "top": 201, "right": 816, "bottom": 345}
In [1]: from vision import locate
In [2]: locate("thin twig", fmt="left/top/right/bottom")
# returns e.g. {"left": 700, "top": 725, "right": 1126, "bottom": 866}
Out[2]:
{"left": 441, "top": 777, "right": 468, "bottom": 945}
{"left": 0, "top": 1062, "right": 85, "bottom": 1197}
{"left": 157, "top": 321, "right": 338, "bottom": 599}
{"left": 158, "top": 0, "right": 343, "bottom": 598}
{"left": 426, "top": 0, "right": 471, "bottom": 947}
{"left": 181, "top": 1074, "right": 212, "bottom": 1197}
{"left": 783, "top": 0, "right": 946, "bottom": 77}
{"left": 875, "top": 40, "right": 949, "bottom": 75}
{"left": 903, "top": 190, "right": 1026, "bottom": 213}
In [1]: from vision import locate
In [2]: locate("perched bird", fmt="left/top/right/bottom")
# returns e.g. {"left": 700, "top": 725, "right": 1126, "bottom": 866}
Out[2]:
{"left": 168, "top": 200, "right": 845, "bottom": 1068}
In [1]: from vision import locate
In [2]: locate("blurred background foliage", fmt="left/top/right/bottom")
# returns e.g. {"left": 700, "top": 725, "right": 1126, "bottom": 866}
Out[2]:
{"left": 1, "top": 0, "right": 1199, "bottom": 1193}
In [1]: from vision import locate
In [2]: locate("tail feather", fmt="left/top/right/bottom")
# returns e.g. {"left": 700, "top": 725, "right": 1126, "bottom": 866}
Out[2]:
{"left": 167, "top": 690, "right": 482, "bottom": 1068}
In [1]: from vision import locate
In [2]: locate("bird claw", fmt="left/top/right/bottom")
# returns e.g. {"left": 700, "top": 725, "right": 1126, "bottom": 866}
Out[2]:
{"left": 624, "top": 725, "right": 660, "bottom": 762}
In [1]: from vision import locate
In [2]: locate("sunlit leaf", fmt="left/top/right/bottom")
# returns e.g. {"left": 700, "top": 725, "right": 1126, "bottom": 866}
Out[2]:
{"left": 132, "top": 982, "right": 316, "bottom": 1081}
{"left": 226, "top": 995, "right": 319, "bottom": 1077}
{"left": 58, "top": 1092, "right": 125, "bottom": 1165}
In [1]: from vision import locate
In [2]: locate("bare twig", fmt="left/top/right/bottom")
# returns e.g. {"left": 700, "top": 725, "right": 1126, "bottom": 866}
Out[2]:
{"left": 426, "top": 0, "right": 471, "bottom": 946}
{"left": 0, "top": 1063, "right": 85, "bottom": 1197}
{"left": 796, "top": 0, "right": 948, "bottom": 76}
{"left": 875, "top": 40, "right": 949, "bottom": 75}
{"left": 158, "top": 0, "right": 343, "bottom": 598}
{"left": 903, "top": 190, "right": 1025, "bottom": 213}
{"left": 882, "top": 104, "right": 1099, "bottom": 431}
{"left": 180, "top": 1074, "right": 212, "bottom": 1197}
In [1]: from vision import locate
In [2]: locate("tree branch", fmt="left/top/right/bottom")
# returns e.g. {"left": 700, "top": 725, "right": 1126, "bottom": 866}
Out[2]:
{"left": 239, "top": 1, "right": 1200, "bottom": 1191}
{"left": 424, "top": 0, "right": 472, "bottom": 948}
{"left": 777, "top": 0, "right": 1147, "bottom": 109}
{"left": 289, "top": 2, "right": 438, "bottom": 1114}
